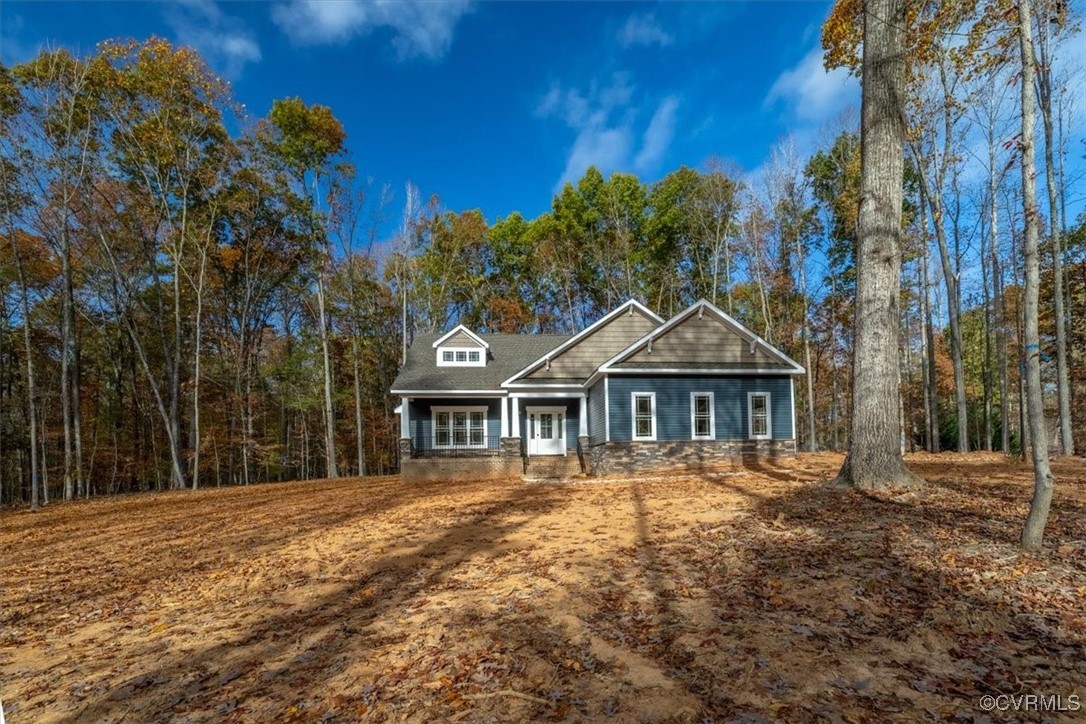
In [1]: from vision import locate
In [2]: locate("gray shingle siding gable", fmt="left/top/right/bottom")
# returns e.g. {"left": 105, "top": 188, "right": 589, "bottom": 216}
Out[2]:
{"left": 607, "top": 375, "right": 794, "bottom": 442}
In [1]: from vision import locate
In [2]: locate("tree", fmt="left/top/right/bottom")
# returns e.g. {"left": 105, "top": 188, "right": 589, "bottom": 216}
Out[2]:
{"left": 263, "top": 97, "right": 347, "bottom": 479}
{"left": 1016, "top": 0, "right": 1055, "bottom": 550}
{"left": 831, "top": 0, "right": 922, "bottom": 488}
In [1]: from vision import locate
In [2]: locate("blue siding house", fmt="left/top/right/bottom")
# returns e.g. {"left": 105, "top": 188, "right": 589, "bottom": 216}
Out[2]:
{"left": 391, "top": 299, "right": 804, "bottom": 481}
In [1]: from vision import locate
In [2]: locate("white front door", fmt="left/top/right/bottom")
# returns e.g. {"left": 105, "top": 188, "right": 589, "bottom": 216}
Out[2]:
{"left": 526, "top": 407, "right": 566, "bottom": 456}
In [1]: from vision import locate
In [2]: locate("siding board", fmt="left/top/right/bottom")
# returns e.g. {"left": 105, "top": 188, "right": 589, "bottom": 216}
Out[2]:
{"left": 618, "top": 315, "right": 787, "bottom": 368}
{"left": 606, "top": 376, "right": 794, "bottom": 441}
{"left": 524, "top": 308, "right": 659, "bottom": 382}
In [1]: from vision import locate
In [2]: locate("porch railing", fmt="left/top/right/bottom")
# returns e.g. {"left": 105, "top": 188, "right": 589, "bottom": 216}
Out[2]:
{"left": 410, "top": 438, "right": 502, "bottom": 458}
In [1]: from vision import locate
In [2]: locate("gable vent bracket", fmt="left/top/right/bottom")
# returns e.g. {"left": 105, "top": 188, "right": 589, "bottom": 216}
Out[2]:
{"left": 647, "top": 338, "right": 653, "bottom": 354}
{"left": 750, "top": 340, "right": 757, "bottom": 355}
{"left": 698, "top": 306, "right": 704, "bottom": 319}
{"left": 628, "top": 305, "right": 633, "bottom": 316}
{"left": 545, "top": 357, "right": 551, "bottom": 371}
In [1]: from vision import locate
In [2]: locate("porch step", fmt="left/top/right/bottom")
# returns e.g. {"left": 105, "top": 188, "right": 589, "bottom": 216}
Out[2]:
{"left": 522, "top": 455, "right": 585, "bottom": 481}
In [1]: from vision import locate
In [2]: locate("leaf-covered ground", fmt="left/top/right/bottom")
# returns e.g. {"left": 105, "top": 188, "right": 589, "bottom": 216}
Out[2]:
{"left": 2, "top": 453, "right": 1085, "bottom": 722}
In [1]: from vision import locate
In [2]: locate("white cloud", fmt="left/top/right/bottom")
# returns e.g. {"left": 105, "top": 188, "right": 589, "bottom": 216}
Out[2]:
{"left": 538, "top": 74, "right": 679, "bottom": 190}
{"left": 165, "top": 0, "right": 261, "bottom": 78}
{"left": 765, "top": 47, "right": 857, "bottom": 124}
{"left": 271, "top": 0, "right": 472, "bottom": 61}
{"left": 617, "top": 12, "right": 673, "bottom": 49}
{"left": 635, "top": 96, "right": 678, "bottom": 170}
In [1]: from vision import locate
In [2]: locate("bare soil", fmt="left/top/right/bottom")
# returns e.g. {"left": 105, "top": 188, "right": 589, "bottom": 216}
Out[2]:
{"left": 2, "top": 453, "right": 1085, "bottom": 722}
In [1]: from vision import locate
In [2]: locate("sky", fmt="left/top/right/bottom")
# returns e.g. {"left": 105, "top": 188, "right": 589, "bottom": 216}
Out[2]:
{"left": 0, "top": 0, "right": 860, "bottom": 224}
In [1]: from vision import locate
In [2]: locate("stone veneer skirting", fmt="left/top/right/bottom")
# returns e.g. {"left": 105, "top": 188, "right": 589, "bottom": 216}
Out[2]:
{"left": 400, "top": 437, "right": 795, "bottom": 482}
{"left": 586, "top": 439, "right": 796, "bottom": 476}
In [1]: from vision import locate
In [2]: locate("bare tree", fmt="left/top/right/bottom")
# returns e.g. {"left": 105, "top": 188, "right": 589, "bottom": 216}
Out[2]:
{"left": 1016, "top": 0, "right": 1055, "bottom": 550}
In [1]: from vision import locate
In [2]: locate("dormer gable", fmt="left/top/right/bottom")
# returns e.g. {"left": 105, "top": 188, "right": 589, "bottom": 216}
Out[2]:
{"left": 433, "top": 324, "right": 488, "bottom": 367}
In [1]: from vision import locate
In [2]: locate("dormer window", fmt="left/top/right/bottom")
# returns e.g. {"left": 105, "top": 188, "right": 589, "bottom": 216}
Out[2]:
{"left": 439, "top": 348, "right": 483, "bottom": 365}
{"left": 433, "top": 324, "right": 488, "bottom": 367}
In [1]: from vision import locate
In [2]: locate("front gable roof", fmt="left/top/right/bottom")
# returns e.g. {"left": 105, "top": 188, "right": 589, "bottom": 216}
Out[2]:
{"left": 432, "top": 324, "right": 489, "bottom": 349}
{"left": 502, "top": 299, "right": 664, "bottom": 386}
{"left": 599, "top": 299, "right": 805, "bottom": 375}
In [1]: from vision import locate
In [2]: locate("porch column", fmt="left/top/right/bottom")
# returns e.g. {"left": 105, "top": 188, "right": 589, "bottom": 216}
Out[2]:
{"left": 400, "top": 396, "right": 410, "bottom": 438}
{"left": 500, "top": 396, "right": 509, "bottom": 437}
{"left": 579, "top": 394, "right": 588, "bottom": 437}
{"left": 511, "top": 397, "right": 521, "bottom": 437}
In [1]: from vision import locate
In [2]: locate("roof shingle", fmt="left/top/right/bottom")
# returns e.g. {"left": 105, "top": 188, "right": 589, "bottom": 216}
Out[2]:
{"left": 390, "top": 333, "right": 570, "bottom": 392}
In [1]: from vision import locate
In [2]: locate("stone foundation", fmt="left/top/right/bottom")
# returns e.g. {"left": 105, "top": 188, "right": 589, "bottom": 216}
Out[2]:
{"left": 586, "top": 439, "right": 796, "bottom": 476}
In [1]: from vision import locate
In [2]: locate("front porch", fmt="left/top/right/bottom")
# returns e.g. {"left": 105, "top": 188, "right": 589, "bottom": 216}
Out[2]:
{"left": 397, "top": 393, "right": 588, "bottom": 482}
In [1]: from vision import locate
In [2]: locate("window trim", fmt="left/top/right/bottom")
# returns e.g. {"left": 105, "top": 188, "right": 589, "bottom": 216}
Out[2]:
{"left": 435, "top": 345, "right": 486, "bottom": 367}
{"left": 631, "top": 392, "right": 657, "bottom": 442}
{"left": 431, "top": 405, "right": 488, "bottom": 448}
{"left": 747, "top": 392, "right": 772, "bottom": 440}
{"left": 690, "top": 391, "right": 715, "bottom": 440}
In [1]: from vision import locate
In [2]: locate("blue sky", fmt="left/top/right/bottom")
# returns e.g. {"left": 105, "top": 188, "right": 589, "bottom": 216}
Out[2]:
{"left": 0, "top": 0, "right": 859, "bottom": 223}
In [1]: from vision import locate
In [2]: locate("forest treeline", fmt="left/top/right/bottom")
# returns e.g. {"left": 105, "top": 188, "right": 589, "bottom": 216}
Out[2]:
{"left": 1, "top": 1, "right": 1083, "bottom": 504}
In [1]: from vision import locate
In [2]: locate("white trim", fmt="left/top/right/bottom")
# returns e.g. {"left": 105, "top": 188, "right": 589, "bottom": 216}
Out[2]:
{"left": 690, "top": 391, "right": 715, "bottom": 440}
{"left": 578, "top": 394, "right": 589, "bottom": 437}
{"left": 393, "top": 403, "right": 403, "bottom": 415}
{"left": 631, "top": 391, "right": 657, "bottom": 442}
{"left": 504, "top": 382, "right": 583, "bottom": 389}
{"left": 500, "top": 299, "right": 663, "bottom": 386}
{"left": 511, "top": 397, "right": 521, "bottom": 437}
{"left": 391, "top": 390, "right": 507, "bottom": 396}
{"left": 431, "top": 324, "right": 489, "bottom": 349}
{"left": 500, "top": 397, "right": 509, "bottom": 438}
{"left": 598, "top": 299, "right": 805, "bottom": 375}
{"left": 525, "top": 405, "right": 568, "bottom": 457}
{"left": 436, "top": 346, "right": 486, "bottom": 367}
{"left": 747, "top": 392, "right": 772, "bottom": 441}
{"left": 400, "top": 397, "right": 410, "bottom": 439}
{"left": 595, "top": 368, "right": 803, "bottom": 376}
{"left": 431, "top": 405, "right": 489, "bottom": 449}
{"left": 789, "top": 378, "right": 796, "bottom": 443}
{"left": 603, "top": 377, "right": 610, "bottom": 442}
{"left": 508, "top": 391, "right": 581, "bottom": 399}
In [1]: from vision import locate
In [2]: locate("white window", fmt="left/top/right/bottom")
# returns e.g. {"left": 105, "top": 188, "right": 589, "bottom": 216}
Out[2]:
{"left": 691, "top": 392, "right": 715, "bottom": 440}
{"left": 432, "top": 406, "right": 487, "bottom": 448}
{"left": 631, "top": 392, "right": 656, "bottom": 441}
{"left": 436, "top": 346, "right": 486, "bottom": 367}
{"left": 748, "top": 392, "right": 771, "bottom": 440}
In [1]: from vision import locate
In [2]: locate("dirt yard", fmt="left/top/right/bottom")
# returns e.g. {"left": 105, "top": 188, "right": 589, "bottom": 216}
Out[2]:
{"left": 2, "top": 453, "right": 1085, "bottom": 722}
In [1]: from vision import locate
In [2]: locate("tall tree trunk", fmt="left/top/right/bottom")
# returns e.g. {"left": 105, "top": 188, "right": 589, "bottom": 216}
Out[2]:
{"left": 987, "top": 117, "right": 1011, "bottom": 454}
{"left": 833, "top": 0, "right": 919, "bottom": 489}
{"left": 1016, "top": 0, "right": 1055, "bottom": 550}
{"left": 1035, "top": 20, "right": 1073, "bottom": 456}
{"left": 916, "top": 170, "right": 968, "bottom": 451}
{"left": 797, "top": 241, "right": 817, "bottom": 452}
{"left": 919, "top": 194, "right": 940, "bottom": 452}
{"left": 352, "top": 336, "right": 366, "bottom": 477}
{"left": 9, "top": 234, "right": 41, "bottom": 510}
{"left": 191, "top": 242, "right": 208, "bottom": 490}
{"left": 316, "top": 272, "right": 338, "bottom": 478}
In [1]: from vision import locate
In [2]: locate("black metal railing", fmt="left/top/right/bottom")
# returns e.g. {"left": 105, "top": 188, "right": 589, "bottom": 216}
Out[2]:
{"left": 409, "top": 437, "right": 502, "bottom": 458}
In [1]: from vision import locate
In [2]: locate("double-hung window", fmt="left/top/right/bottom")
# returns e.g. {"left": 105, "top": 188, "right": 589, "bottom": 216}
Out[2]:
{"left": 631, "top": 392, "right": 656, "bottom": 441}
{"left": 691, "top": 392, "right": 715, "bottom": 440}
{"left": 747, "top": 392, "right": 771, "bottom": 440}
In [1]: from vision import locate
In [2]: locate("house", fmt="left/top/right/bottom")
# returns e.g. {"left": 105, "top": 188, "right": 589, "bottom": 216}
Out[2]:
{"left": 391, "top": 298, "right": 804, "bottom": 482}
